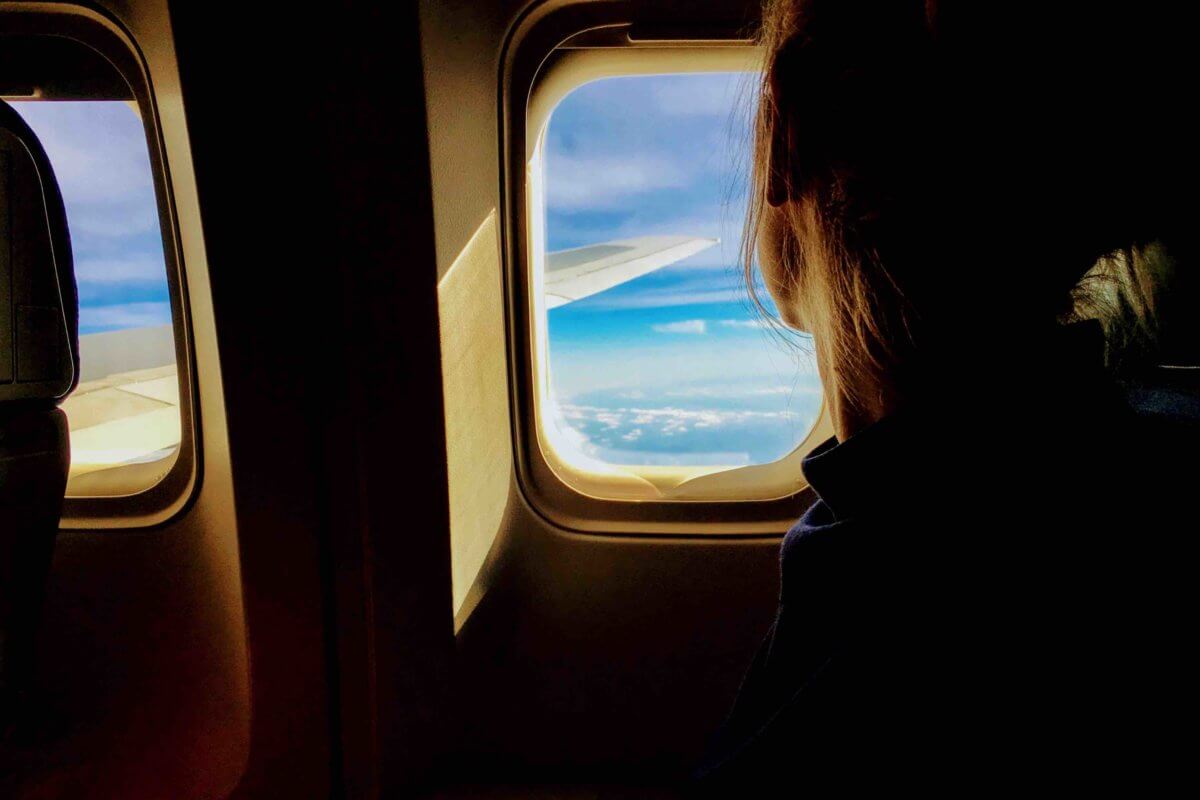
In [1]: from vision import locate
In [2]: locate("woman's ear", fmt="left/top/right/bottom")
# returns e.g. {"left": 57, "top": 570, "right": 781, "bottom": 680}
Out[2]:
{"left": 757, "top": 201, "right": 811, "bottom": 334}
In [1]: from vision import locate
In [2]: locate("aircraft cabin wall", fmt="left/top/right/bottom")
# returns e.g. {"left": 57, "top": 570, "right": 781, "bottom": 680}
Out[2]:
{"left": 2, "top": 0, "right": 250, "bottom": 797}
{"left": 4, "top": 0, "right": 791, "bottom": 797}
{"left": 421, "top": 0, "right": 789, "bottom": 789}
{"left": 7, "top": 0, "right": 465, "bottom": 795}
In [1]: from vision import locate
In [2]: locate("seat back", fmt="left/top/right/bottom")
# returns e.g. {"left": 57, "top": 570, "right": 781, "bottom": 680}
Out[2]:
{"left": 0, "top": 99, "right": 78, "bottom": 730}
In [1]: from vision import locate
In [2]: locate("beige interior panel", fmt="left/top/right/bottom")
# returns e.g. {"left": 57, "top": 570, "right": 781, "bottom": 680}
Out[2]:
{"left": 438, "top": 210, "right": 514, "bottom": 621}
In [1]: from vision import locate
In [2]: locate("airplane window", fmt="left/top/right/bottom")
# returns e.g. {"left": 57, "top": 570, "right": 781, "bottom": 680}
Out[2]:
{"left": 9, "top": 101, "right": 180, "bottom": 496}
{"left": 538, "top": 73, "right": 821, "bottom": 473}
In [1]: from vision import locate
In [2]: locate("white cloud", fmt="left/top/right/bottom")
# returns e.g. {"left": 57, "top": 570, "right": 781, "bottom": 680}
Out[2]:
{"left": 547, "top": 153, "right": 690, "bottom": 211}
{"left": 664, "top": 384, "right": 822, "bottom": 399}
{"left": 544, "top": 405, "right": 603, "bottom": 460}
{"left": 75, "top": 254, "right": 168, "bottom": 284}
{"left": 549, "top": 334, "right": 820, "bottom": 397}
{"left": 651, "top": 76, "right": 755, "bottom": 118}
{"left": 590, "top": 288, "right": 744, "bottom": 310}
{"left": 69, "top": 206, "right": 161, "bottom": 239}
{"left": 553, "top": 403, "right": 812, "bottom": 456}
{"left": 651, "top": 319, "right": 708, "bottom": 335}
{"left": 562, "top": 403, "right": 800, "bottom": 431}
{"left": 719, "top": 318, "right": 773, "bottom": 330}
{"left": 11, "top": 102, "right": 155, "bottom": 205}
{"left": 37, "top": 138, "right": 150, "bottom": 203}
{"left": 549, "top": 371, "right": 824, "bottom": 467}
{"left": 80, "top": 302, "right": 172, "bottom": 331}
{"left": 595, "top": 411, "right": 624, "bottom": 429}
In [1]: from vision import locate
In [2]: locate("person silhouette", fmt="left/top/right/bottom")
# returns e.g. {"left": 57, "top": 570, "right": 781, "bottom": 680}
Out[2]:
{"left": 692, "top": 1, "right": 1195, "bottom": 794}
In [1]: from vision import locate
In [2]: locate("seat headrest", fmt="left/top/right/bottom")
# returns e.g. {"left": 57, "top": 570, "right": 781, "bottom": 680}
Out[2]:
{"left": 0, "top": 99, "right": 78, "bottom": 408}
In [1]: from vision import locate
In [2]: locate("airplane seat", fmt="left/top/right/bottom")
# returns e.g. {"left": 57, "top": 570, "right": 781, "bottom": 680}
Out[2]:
{"left": 1117, "top": 236, "right": 1199, "bottom": 426}
{"left": 0, "top": 99, "right": 80, "bottom": 735}
{"left": 1102, "top": 234, "right": 1200, "bottom": 537}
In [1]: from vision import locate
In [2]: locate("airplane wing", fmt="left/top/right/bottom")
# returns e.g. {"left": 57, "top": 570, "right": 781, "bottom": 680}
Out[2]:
{"left": 61, "top": 326, "right": 181, "bottom": 495}
{"left": 63, "top": 362, "right": 180, "bottom": 478}
{"left": 545, "top": 234, "right": 718, "bottom": 309}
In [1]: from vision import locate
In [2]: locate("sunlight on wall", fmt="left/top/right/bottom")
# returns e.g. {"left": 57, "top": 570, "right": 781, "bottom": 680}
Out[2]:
{"left": 438, "top": 211, "right": 511, "bottom": 620}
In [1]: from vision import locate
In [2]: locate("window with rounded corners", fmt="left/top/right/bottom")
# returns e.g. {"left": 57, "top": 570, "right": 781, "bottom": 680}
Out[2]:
{"left": 2, "top": 7, "right": 197, "bottom": 527}
{"left": 507, "top": 17, "right": 833, "bottom": 534}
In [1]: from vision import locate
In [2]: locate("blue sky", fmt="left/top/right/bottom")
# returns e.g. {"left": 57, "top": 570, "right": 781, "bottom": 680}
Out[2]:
{"left": 543, "top": 73, "right": 821, "bottom": 467}
{"left": 11, "top": 101, "right": 172, "bottom": 336}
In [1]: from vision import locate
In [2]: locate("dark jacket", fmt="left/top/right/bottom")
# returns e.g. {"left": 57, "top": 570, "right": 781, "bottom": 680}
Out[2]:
{"left": 693, "top": 327, "right": 1195, "bottom": 795}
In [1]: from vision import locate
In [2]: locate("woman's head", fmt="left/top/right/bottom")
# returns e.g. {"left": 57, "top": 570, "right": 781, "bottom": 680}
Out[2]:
{"left": 746, "top": 0, "right": 1180, "bottom": 430}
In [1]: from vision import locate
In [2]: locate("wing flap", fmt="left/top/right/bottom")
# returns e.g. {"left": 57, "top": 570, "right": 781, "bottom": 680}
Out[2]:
{"left": 545, "top": 235, "right": 718, "bottom": 307}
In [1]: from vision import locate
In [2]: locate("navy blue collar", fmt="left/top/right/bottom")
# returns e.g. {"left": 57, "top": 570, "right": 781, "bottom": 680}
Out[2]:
{"left": 799, "top": 320, "right": 1115, "bottom": 522}
{"left": 800, "top": 413, "right": 932, "bottom": 522}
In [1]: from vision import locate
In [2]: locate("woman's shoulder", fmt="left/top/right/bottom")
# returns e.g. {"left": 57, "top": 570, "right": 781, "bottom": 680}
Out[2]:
{"left": 781, "top": 497, "right": 838, "bottom": 550}
{"left": 778, "top": 497, "right": 884, "bottom": 608}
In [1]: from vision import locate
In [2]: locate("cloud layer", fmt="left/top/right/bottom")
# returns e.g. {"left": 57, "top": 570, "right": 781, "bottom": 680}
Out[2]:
{"left": 548, "top": 153, "right": 691, "bottom": 211}
{"left": 80, "top": 302, "right": 173, "bottom": 332}
{"left": 549, "top": 378, "right": 822, "bottom": 467}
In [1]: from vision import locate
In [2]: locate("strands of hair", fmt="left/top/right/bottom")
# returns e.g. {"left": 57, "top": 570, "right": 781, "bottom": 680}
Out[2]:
{"left": 740, "top": 0, "right": 1190, "bottom": 419}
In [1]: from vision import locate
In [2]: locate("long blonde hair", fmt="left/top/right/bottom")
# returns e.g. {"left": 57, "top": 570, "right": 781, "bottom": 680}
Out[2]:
{"left": 743, "top": 0, "right": 1174, "bottom": 413}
